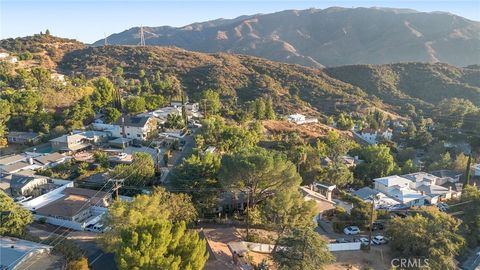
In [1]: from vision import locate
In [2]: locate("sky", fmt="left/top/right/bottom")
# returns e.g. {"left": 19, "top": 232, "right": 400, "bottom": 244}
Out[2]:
{"left": 1, "top": 0, "right": 479, "bottom": 44}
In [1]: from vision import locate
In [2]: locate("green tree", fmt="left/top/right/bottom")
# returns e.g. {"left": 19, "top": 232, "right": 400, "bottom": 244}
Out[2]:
{"left": 254, "top": 97, "right": 266, "bottom": 120}
{"left": 323, "top": 163, "right": 354, "bottom": 187}
{"left": 336, "top": 113, "right": 354, "bottom": 130}
{"left": 100, "top": 187, "right": 197, "bottom": 252}
{"left": 387, "top": 208, "right": 465, "bottom": 270}
{"left": 67, "top": 257, "right": 89, "bottom": 270}
{"left": 112, "top": 152, "right": 155, "bottom": 186}
{"left": 92, "top": 77, "right": 115, "bottom": 109}
{"left": 201, "top": 89, "right": 221, "bottom": 116}
{"left": 458, "top": 185, "right": 480, "bottom": 247}
{"left": 125, "top": 96, "right": 146, "bottom": 114}
{"left": 0, "top": 190, "right": 33, "bottom": 236}
{"left": 170, "top": 153, "right": 220, "bottom": 213}
{"left": 219, "top": 147, "right": 301, "bottom": 207}
{"left": 104, "top": 107, "right": 121, "bottom": 124}
{"left": 165, "top": 113, "right": 185, "bottom": 129}
{"left": 115, "top": 220, "right": 208, "bottom": 270}
{"left": 265, "top": 97, "right": 276, "bottom": 120}
{"left": 354, "top": 144, "right": 397, "bottom": 180}
{"left": 94, "top": 151, "right": 109, "bottom": 168}
{"left": 261, "top": 188, "right": 317, "bottom": 249}
{"left": 145, "top": 94, "right": 166, "bottom": 111}
{"left": 273, "top": 228, "right": 335, "bottom": 270}
{"left": 198, "top": 116, "right": 260, "bottom": 153}
{"left": 0, "top": 99, "right": 11, "bottom": 147}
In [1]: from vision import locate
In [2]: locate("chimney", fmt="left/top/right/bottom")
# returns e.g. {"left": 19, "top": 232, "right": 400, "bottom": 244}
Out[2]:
{"left": 421, "top": 191, "right": 425, "bottom": 196}
{"left": 28, "top": 157, "right": 34, "bottom": 165}
{"left": 326, "top": 190, "right": 333, "bottom": 201}
{"left": 448, "top": 186, "right": 452, "bottom": 192}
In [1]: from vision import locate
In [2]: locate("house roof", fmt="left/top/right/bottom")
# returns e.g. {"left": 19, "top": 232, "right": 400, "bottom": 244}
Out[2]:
{"left": 7, "top": 131, "right": 40, "bottom": 139}
{"left": 34, "top": 152, "right": 65, "bottom": 165}
{"left": 430, "top": 170, "right": 463, "bottom": 179}
{"left": 0, "top": 154, "right": 25, "bottom": 166}
{"left": 417, "top": 184, "right": 449, "bottom": 196}
{"left": 1, "top": 236, "right": 52, "bottom": 270}
{"left": 353, "top": 187, "right": 380, "bottom": 200}
{"left": 11, "top": 175, "right": 36, "bottom": 189}
{"left": 390, "top": 187, "right": 424, "bottom": 203}
{"left": 401, "top": 172, "right": 439, "bottom": 183}
{"left": 374, "top": 175, "right": 411, "bottom": 187}
{"left": 114, "top": 116, "right": 153, "bottom": 127}
{"left": 50, "top": 133, "right": 86, "bottom": 143}
{"left": 35, "top": 194, "right": 91, "bottom": 218}
{"left": 1, "top": 161, "right": 33, "bottom": 174}
{"left": 63, "top": 187, "right": 109, "bottom": 199}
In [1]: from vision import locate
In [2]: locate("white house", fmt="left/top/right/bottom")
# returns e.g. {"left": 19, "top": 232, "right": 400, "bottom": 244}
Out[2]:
{"left": 374, "top": 175, "right": 425, "bottom": 207}
{"left": 10, "top": 174, "right": 49, "bottom": 196}
{"left": 357, "top": 128, "right": 393, "bottom": 144}
{"left": 0, "top": 52, "right": 9, "bottom": 59}
{"left": 287, "top": 114, "right": 318, "bottom": 125}
{"left": 22, "top": 185, "right": 111, "bottom": 231}
{"left": 111, "top": 115, "right": 157, "bottom": 140}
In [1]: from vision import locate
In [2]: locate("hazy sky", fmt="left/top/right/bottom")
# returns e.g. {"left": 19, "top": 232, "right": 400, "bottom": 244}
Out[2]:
{"left": 1, "top": 0, "right": 479, "bottom": 43}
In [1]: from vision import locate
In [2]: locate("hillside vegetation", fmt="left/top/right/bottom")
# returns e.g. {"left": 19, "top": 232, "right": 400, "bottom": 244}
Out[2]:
{"left": 59, "top": 45, "right": 382, "bottom": 115}
{"left": 325, "top": 63, "right": 480, "bottom": 109}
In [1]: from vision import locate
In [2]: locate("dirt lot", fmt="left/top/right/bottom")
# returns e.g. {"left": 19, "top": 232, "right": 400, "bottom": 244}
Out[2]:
{"left": 263, "top": 120, "right": 353, "bottom": 139}
{"left": 326, "top": 245, "right": 392, "bottom": 270}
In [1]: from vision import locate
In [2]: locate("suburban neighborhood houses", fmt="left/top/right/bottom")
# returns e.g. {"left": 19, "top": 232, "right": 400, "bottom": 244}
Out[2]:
{"left": 1, "top": 4, "right": 480, "bottom": 269}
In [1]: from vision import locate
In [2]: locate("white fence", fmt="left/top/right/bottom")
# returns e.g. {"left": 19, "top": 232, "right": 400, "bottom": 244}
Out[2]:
{"left": 242, "top": 242, "right": 275, "bottom": 253}
{"left": 327, "top": 242, "right": 361, "bottom": 251}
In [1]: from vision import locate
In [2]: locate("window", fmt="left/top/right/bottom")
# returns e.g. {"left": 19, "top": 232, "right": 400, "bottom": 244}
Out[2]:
{"left": 137, "top": 134, "right": 141, "bottom": 138}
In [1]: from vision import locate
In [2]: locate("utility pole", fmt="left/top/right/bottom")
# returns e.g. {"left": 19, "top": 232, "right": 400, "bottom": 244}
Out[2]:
{"left": 367, "top": 197, "right": 376, "bottom": 251}
{"left": 465, "top": 153, "right": 472, "bottom": 186}
{"left": 139, "top": 25, "right": 146, "bottom": 46}
{"left": 109, "top": 179, "right": 124, "bottom": 199}
{"left": 104, "top": 33, "right": 108, "bottom": 46}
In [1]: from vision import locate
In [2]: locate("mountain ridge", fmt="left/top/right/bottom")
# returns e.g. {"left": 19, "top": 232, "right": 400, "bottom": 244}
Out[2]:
{"left": 93, "top": 7, "right": 480, "bottom": 68}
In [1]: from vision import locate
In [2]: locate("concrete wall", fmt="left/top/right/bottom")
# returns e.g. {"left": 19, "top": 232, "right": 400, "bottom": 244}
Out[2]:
{"left": 327, "top": 242, "right": 362, "bottom": 251}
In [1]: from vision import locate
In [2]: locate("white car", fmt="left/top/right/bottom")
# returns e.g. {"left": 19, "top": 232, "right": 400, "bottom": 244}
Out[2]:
{"left": 356, "top": 237, "right": 373, "bottom": 245}
{"left": 343, "top": 226, "right": 360, "bottom": 235}
{"left": 372, "top": 235, "right": 388, "bottom": 245}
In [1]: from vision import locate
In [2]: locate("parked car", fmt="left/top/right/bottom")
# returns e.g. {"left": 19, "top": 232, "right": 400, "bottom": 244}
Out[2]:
{"left": 355, "top": 237, "right": 373, "bottom": 245}
{"left": 344, "top": 226, "right": 360, "bottom": 235}
{"left": 85, "top": 223, "right": 105, "bottom": 233}
{"left": 371, "top": 222, "right": 384, "bottom": 231}
{"left": 437, "top": 202, "right": 449, "bottom": 212}
{"left": 389, "top": 204, "right": 407, "bottom": 211}
{"left": 372, "top": 235, "right": 388, "bottom": 245}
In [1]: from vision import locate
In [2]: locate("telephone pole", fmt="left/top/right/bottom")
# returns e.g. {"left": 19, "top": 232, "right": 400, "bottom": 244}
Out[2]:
{"left": 367, "top": 196, "right": 376, "bottom": 251}
{"left": 108, "top": 179, "right": 124, "bottom": 199}
{"left": 104, "top": 33, "right": 108, "bottom": 46}
{"left": 139, "top": 25, "right": 146, "bottom": 46}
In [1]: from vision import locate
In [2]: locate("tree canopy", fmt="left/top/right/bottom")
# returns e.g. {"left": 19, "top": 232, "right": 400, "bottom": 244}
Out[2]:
{"left": 273, "top": 228, "right": 335, "bottom": 270}
{"left": 387, "top": 208, "right": 465, "bottom": 270}
{"left": 218, "top": 147, "right": 301, "bottom": 207}
{"left": 0, "top": 190, "right": 33, "bottom": 236}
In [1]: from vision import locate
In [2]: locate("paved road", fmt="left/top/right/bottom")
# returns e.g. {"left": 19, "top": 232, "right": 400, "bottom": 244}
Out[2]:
{"left": 161, "top": 129, "right": 197, "bottom": 186}
{"left": 28, "top": 224, "right": 116, "bottom": 270}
